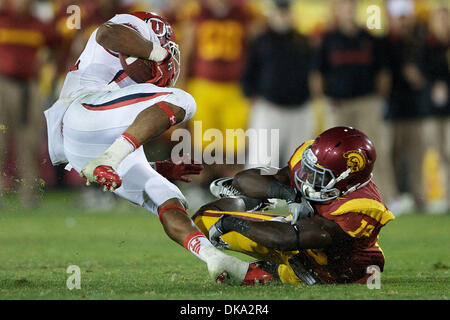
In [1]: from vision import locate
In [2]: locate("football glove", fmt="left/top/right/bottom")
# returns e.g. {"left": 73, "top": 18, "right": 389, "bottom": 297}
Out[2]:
{"left": 147, "top": 50, "right": 175, "bottom": 87}
{"left": 288, "top": 197, "right": 314, "bottom": 225}
{"left": 153, "top": 155, "right": 204, "bottom": 182}
{"left": 208, "top": 215, "right": 231, "bottom": 250}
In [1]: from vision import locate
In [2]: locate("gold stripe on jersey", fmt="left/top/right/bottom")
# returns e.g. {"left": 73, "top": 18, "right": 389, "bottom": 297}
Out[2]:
{"left": 329, "top": 198, "right": 395, "bottom": 225}
{"left": 0, "top": 29, "right": 45, "bottom": 47}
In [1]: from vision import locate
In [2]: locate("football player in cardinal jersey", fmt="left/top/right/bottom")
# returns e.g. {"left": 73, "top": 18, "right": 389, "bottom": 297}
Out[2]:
{"left": 44, "top": 11, "right": 271, "bottom": 285}
{"left": 193, "top": 127, "right": 395, "bottom": 285}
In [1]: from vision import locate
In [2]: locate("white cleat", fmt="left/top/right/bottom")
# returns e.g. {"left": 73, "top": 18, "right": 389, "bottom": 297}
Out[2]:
{"left": 209, "top": 177, "right": 241, "bottom": 198}
{"left": 209, "top": 178, "right": 276, "bottom": 212}
{"left": 206, "top": 249, "right": 249, "bottom": 285}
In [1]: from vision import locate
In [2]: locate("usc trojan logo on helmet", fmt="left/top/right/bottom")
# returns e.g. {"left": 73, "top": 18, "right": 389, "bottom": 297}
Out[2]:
{"left": 343, "top": 150, "right": 366, "bottom": 173}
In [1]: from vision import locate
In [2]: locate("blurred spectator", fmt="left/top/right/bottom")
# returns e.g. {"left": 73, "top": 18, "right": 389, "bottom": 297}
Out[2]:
{"left": 309, "top": 0, "right": 405, "bottom": 212}
{"left": 177, "top": 0, "right": 263, "bottom": 194}
{"left": 242, "top": 0, "right": 314, "bottom": 166}
{"left": 0, "top": 0, "right": 59, "bottom": 207}
{"left": 385, "top": 0, "right": 429, "bottom": 211}
{"left": 55, "top": 0, "right": 139, "bottom": 78}
{"left": 418, "top": 3, "right": 449, "bottom": 213}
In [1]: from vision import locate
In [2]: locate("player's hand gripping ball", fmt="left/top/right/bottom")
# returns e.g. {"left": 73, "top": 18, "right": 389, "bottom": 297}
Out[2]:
{"left": 119, "top": 55, "right": 155, "bottom": 83}
{"left": 119, "top": 51, "right": 174, "bottom": 87}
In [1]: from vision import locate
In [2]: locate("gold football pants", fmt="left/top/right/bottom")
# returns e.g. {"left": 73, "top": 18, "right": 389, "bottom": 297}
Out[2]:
{"left": 192, "top": 210, "right": 302, "bottom": 284}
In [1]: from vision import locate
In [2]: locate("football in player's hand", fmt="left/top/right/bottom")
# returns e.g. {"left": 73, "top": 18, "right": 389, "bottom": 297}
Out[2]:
{"left": 119, "top": 54, "right": 154, "bottom": 83}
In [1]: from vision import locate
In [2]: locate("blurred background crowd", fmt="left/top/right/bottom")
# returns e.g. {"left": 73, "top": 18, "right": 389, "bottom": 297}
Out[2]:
{"left": 0, "top": 0, "right": 448, "bottom": 215}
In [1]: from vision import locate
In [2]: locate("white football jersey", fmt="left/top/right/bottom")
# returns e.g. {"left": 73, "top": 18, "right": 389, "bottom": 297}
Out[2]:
{"left": 46, "top": 13, "right": 197, "bottom": 167}
{"left": 59, "top": 14, "right": 159, "bottom": 99}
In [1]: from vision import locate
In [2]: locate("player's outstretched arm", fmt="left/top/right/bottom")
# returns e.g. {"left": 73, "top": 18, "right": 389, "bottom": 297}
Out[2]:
{"left": 151, "top": 157, "right": 204, "bottom": 183}
{"left": 211, "top": 215, "right": 350, "bottom": 252}
{"left": 96, "top": 22, "right": 168, "bottom": 62}
{"left": 233, "top": 167, "right": 315, "bottom": 223}
{"left": 232, "top": 166, "right": 294, "bottom": 200}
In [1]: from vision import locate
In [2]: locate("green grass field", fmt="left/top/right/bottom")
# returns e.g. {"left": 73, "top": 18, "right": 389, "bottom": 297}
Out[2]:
{"left": 0, "top": 190, "right": 448, "bottom": 300}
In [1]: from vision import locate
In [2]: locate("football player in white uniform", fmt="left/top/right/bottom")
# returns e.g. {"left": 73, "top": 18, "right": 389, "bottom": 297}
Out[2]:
{"left": 44, "top": 12, "right": 271, "bottom": 285}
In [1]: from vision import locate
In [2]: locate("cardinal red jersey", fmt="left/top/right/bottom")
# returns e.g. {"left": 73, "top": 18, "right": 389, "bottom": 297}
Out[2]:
{"left": 188, "top": 2, "right": 258, "bottom": 82}
{"left": 0, "top": 9, "right": 57, "bottom": 79}
{"left": 287, "top": 140, "right": 395, "bottom": 284}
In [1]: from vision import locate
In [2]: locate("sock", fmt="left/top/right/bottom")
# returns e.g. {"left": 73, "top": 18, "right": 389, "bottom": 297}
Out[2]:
{"left": 184, "top": 231, "right": 250, "bottom": 284}
{"left": 103, "top": 132, "right": 140, "bottom": 170}
{"left": 183, "top": 231, "right": 225, "bottom": 263}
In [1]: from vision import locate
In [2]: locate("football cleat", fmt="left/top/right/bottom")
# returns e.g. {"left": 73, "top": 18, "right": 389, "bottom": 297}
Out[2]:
{"left": 206, "top": 251, "right": 249, "bottom": 285}
{"left": 81, "top": 165, "right": 122, "bottom": 192}
{"left": 241, "top": 263, "right": 274, "bottom": 286}
{"left": 209, "top": 178, "right": 276, "bottom": 212}
{"left": 215, "top": 270, "right": 229, "bottom": 284}
{"left": 94, "top": 166, "right": 122, "bottom": 191}
{"left": 250, "top": 260, "right": 280, "bottom": 281}
{"left": 209, "top": 177, "right": 241, "bottom": 198}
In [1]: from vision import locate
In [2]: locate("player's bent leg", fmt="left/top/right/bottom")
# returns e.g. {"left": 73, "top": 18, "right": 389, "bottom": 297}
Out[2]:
{"left": 158, "top": 198, "right": 200, "bottom": 245}
{"left": 65, "top": 83, "right": 187, "bottom": 189}
{"left": 157, "top": 198, "right": 253, "bottom": 285}
{"left": 157, "top": 197, "right": 273, "bottom": 285}
{"left": 112, "top": 156, "right": 248, "bottom": 285}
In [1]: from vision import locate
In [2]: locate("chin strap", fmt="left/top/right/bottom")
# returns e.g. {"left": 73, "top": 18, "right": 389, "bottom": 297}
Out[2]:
{"left": 301, "top": 183, "right": 339, "bottom": 201}
{"left": 342, "top": 174, "right": 373, "bottom": 196}
{"left": 325, "top": 168, "right": 351, "bottom": 189}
